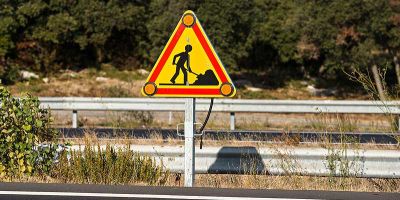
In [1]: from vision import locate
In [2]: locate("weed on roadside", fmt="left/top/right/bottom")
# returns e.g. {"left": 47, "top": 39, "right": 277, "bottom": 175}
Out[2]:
{"left": 51, "top": 138, "right": 169, "bottom": 185}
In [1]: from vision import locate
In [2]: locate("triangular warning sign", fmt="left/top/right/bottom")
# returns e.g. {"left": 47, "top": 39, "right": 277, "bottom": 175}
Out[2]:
{"left": 142, "top": 10, "right": 236, "bottom": 98}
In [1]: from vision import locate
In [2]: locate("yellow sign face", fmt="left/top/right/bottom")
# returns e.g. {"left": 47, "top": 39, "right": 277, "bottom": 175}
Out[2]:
{"left": 142, "top": 10, "right": 236, "bottom": 98}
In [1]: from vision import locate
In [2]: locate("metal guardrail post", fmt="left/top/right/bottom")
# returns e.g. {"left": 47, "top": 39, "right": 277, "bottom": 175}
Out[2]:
{"left": 397, "top": 115, "right": 400, "bottom": 132}
{"left": 168, "top": 111, "right": 172, "bottom": 126}
{"left": 72, "top": 110, "right": 78, "bottom": 128}
{"left": 230, "top": 112, "right": 235, "bottom": 130}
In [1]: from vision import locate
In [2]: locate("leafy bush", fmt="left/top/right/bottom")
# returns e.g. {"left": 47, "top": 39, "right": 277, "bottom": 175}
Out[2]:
{"left": 0, "top": 87, "right": 58, "bottom": 178}
{"left": 0, "top": 64, "right": 20, "bottom": 85}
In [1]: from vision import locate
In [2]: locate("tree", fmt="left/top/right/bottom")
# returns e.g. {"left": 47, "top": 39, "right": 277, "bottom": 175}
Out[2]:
{"left": 300, "top": 0, "right": 398, "bottom": 99}
{"left": 196, "top": 0, "right": 255, "bottom": 69}
{"left": 0, "top": 0, "right": 147, "bottom": 78}
{"left": 145, "top": 0, "right": 199, "bottom": 66}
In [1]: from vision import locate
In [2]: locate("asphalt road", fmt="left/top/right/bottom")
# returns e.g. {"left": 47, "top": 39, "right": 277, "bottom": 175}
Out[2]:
{"left": 0, "top": 182, "right": 398, "bottom": 200}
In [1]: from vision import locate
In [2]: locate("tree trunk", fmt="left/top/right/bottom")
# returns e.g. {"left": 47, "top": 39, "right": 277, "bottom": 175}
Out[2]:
{"left": 394, "top": 55, "right": 400, "bottom": 85}
{"left": 96, "top": 47, "right": 103, "bottom": 64}
{"left": 371, "top": 64, "right": 385, "bottom": 100}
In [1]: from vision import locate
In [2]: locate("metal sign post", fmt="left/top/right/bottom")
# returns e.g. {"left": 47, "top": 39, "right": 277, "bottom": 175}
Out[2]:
{"left": 184, "top": 98, "right": 195, "bottom": 187}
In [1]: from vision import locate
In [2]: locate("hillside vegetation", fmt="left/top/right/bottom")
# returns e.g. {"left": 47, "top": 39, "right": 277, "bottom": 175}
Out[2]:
{"left": 1, "top": 1, "right": 400, "bottom": 98}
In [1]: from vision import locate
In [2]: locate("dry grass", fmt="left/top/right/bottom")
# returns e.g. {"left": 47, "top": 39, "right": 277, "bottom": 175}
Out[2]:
{"left": 50, "top": 109, "right": 395, "bottom": 133}
{"left": 58, "top": 129, "right": 400, "bottom": 150}
{"left": 235, "top": 79, "right": 368, "bottom": 100}
{"left": 7, "top": 171, "right": 399, "bottom": 193}
{"left": 6, "top": 67, "right": 368, "bottom": 100}
{"left": 2, "top": 135, "right": 169, "bottom": 186}
{"left": 192, "top": 174, "right": 400, "bottom": 193}
{"left": 61, "top": 138, "right": 400, "bottom": 151}
{"left": 4, "top": 133, "right": 399, "bottom": 192}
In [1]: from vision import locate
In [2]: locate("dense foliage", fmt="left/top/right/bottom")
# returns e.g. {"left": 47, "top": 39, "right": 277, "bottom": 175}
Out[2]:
{"left": 53, "top": 142, "right": 169, "bottom": 185}
{"left": 0, "top": 87, "right": 58, "bottom": 178}
{"left": 1, "top": 0, "right": 400, "bottom": 88}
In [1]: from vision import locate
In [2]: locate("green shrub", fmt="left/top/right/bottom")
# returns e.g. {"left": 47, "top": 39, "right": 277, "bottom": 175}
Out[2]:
{"left": 0, "top": 65, "right": 20, "bottom": 85}
{"left": 52, "top": 140, "right": 169, "bottom": 185}
{"left": 0, "top": 86, "right": 58, "bottom": 178}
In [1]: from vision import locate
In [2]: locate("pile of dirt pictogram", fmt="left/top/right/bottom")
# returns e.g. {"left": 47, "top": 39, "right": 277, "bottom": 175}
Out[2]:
{"left": 192, "top": 69, "right": 219, "bottom": 85}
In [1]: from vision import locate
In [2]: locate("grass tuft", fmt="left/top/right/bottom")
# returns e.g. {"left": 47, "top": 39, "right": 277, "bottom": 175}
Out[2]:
{"left": 51, "top": 138, "right": 169, "bottom": 186}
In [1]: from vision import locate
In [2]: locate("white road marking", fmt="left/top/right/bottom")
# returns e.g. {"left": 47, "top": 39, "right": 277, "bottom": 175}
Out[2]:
{"left": 0, "top": 191, "right": 323, "bottom": 200}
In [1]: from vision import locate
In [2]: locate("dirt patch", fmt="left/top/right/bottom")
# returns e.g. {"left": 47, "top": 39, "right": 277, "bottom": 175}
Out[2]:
{"left": 8, "top": 69, "right": 145, "bottom": 97}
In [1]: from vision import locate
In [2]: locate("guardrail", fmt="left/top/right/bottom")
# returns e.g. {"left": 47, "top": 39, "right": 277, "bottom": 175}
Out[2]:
{"left": 39, "top": 97, "right": 400, "bottom": 129}
{"left": 69, "top": 144, "right": 400, "bottom": 178}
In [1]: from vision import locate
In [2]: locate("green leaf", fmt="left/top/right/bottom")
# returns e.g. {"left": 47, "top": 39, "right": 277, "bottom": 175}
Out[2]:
{"left": 35, "top": 119, "right": 42, "bottom": 127}
{"left": 1, "top": 129, "right": 12, "bottom": 134}
{"left": 17, "top": 152, "right": 24, "bottom": 159}
{"left": 22, "top": 124, "right": 31, "bottom": 131}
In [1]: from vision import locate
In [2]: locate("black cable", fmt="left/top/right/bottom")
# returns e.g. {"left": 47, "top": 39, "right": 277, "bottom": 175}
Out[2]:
{"left": 199, "top": 98, "right": 213, "bottom": 149}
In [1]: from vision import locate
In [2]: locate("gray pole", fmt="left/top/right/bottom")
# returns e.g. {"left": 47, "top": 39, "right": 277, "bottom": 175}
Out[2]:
{"left": 72, "top": 110, "right": 78, "bottom": 128}
{"left": 184, "top": 98, "right": 195, "bottom": 187}
{"left": 168, "top": 111, "right": 172, "bottom": 126}
{"left": 230, "top": 112, "right": 235, "bottom": 130}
